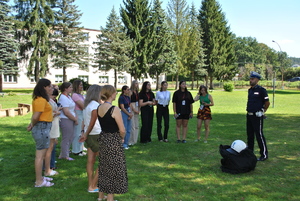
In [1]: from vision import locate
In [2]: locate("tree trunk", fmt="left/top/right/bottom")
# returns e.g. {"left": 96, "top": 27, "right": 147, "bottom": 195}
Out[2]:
{"left": 0, "top": 74, "right": 3, "bottom": 92}
{"left": 114, "top": 69, "right": 117, "bottom": 89}
{"left": 35, "top": 60, "right": 40, "bottom": 82}
{"left": 63, "top": 66, "right": 67, "bottom": 82}
{"left": 191, "top": 71, "right": 195, "bottom": 90}
{"left": 175, "top": 73, "right": 179, "bottom": 90}
{"left": 156, "top": 74, "right": 159, "bottom": 91}
{"left": 209, "top": 75, "right": 213, "bottom": 89}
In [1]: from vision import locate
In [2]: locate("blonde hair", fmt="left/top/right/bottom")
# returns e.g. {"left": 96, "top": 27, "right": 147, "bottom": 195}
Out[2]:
{"left": 100, "top": 85, "right": 116, "bottom": 101}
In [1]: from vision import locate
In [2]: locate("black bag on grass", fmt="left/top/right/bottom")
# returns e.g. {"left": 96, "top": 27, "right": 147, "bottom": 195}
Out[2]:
{"left": 219, "top": 144, "right": 257, "bottom": 174}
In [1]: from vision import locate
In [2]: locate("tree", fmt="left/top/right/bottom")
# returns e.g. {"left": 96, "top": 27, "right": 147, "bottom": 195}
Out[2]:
{"left": 94, "top": 7, "right": 132, "bottom": 88}
{"left": 51, "top": 0, "right": 90, "bottom": 82}
{"left": 185, "top": 3, "right": 205, "bottom": 89}
{"left": 198, "top": 0, "right": 236, "bottom": 89}
{"left": 14, "top": 0, "right": 54, "bottom": 82}
{"left": 277, "top": 51, "right": 292, "bottom": 86}
{"left": 0, "top": 0, "right": 18, "bottom": 92}
{"left": 148, "top": 0, "right": 177, "bottom": 90}
{"left": 167, "top": 0, "right": 190, "bottom": 89}
{"left": 121, "top": 0, "right": 154, "bottom": 80}
{"left": 233, "top": 36, "right": 280, "bottom": 80}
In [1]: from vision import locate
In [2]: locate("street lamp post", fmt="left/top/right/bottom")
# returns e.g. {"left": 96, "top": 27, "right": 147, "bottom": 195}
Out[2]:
{"left": 272, "top": 40, "right": 282, "bottom": 108}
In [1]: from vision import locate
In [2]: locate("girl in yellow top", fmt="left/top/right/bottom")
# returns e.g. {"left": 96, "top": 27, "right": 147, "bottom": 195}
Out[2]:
{"left": 27, "top": 78, "right": 54, "bottom": 187}
{"left": 194, "top": 85, "right": 214, "bottom": 143}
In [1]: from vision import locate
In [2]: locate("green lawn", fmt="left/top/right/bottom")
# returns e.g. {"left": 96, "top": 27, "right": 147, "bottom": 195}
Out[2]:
{"left": 0, "top": 89, "right": 299, "bottom": 201}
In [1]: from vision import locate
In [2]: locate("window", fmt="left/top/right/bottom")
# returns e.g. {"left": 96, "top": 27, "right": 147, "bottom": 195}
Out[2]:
{"left": 83, "top": 33, "right": 89, "bottom": 41}
{"left": 4, "top": 74, "right": 17, "bottom": 83}
{"left": 99, "top": 76, "right": 109, "bottom": 84}
{"left": 78, "top": 75, "right": 89, "bottom": 83}
{"left": 55, "top": 75, "right": 63, "bottom": 83}
{"left": 30, "top": 76, "right": 36, "bottom": 83}
{"left": 118, "top": 76, "right": 127, "bottom": 84}
{"left": 99, "top": 64, "right": 106, "bottom": 70}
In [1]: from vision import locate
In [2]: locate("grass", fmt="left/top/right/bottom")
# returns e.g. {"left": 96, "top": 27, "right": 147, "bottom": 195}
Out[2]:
{"left": 0, "top": 89, "right": 300, "bottom": 201}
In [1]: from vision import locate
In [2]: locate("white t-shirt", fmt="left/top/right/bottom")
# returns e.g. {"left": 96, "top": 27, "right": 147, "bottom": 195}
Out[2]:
{"left": 83, "top": 100, "right": 101, "bottom": 135}
{"left": 156, "top": 90, "right": 171, "bottom": 106}
{"left": 58, "top": 94, "right": 76, "bottom": 119}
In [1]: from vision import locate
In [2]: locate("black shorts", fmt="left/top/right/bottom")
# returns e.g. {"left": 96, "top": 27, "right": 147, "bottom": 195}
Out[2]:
{"left": 177, "top": 114, "right": 190, "bottom": 120}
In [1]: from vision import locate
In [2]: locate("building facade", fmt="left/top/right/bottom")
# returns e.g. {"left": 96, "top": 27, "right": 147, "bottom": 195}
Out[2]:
{"left": 3, "top": 28, "right": 163, "bottom": 89}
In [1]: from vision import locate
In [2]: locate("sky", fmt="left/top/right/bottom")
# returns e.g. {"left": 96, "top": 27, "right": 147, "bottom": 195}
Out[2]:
{"left": 8, "top": 0, "right": 298, "bottom": 58}
{"left": 75, "top": 0, "right": 299, "bottom": 58}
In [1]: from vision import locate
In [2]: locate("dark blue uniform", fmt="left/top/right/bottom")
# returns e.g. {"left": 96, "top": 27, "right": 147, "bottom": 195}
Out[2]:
{"left": 246, "top": 85, "right": 269, "bottom": 159}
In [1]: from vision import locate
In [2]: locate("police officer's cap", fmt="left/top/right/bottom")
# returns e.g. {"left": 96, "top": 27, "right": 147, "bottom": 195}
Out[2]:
{"left": 249, "top": 71, "right": 261, "bottom": 80}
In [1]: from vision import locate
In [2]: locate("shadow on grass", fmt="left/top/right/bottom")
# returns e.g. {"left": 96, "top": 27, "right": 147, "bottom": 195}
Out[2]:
{"left": 0, "top": 113, "right": 299, "bottom": 200}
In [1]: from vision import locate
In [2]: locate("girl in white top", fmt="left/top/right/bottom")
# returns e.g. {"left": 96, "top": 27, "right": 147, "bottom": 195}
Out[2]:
{"left": 155, "top": 81, "right": 171, "bottom": 142}
{"left": 79, "top": 85, "right": 102, "bottom": 193}
{"left": 58, "top": 82, "right": 77, "bottom": 161}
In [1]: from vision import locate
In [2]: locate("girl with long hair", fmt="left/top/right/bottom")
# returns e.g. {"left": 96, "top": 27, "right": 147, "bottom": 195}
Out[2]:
{"left": 79, "top": 85, "right": 103, "bottom": 193}
{"left": 172, "top": 81, "right": 194, "bottom": 143}
{"left": 138, "top": 81, "right": 156, "bottom": 143}
{"left": 58, "top": 82, "right": 78, "bottom": 161}
{"left": 155, "top": 81, "right": 171, "bottom": 142}
{"left": 27, "top": 78, "right": 54, "bottom": 187}
{"left": 194, "top": 85, "right": 214, "bottom": 143}
{"left": 118, "top": 85, "right": 133, "bottom": 149}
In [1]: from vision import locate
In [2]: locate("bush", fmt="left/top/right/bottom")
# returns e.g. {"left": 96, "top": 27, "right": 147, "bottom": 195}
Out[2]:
{"left": 223, "top": 83, "right": 234, "bottom": 92}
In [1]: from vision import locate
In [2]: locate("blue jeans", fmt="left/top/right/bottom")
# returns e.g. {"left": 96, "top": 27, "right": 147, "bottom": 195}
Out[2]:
{"left": 50, "top": 143, "right": 56, "bottom": 168}
{"left": 121, "top": 111, "right": 131, "bottom": 148}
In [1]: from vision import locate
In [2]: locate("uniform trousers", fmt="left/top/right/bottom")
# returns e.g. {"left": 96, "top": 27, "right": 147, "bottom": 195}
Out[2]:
{"left": 246, "top": 114, "right": 268, "bottom": 158}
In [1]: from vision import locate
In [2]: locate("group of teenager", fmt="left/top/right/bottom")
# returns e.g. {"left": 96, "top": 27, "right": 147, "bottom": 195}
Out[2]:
{"left": 28, "top": 79, "right": 128, "bottom": 201}
{"left": 122, "top": 80, "right": 214, "bottom": 147}
{"left": 28, "top": 78, "right": 214, "bottom": 201}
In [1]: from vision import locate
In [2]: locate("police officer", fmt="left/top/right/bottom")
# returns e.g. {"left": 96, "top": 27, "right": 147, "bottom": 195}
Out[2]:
{"left": 246, "top": 71, "right": 270, "bottom": 161}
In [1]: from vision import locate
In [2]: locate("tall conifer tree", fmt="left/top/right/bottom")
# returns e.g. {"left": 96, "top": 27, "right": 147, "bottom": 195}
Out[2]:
{"left": 14, "top": 0, "right": 54, "bottom": 82}
{"left": 0, "top": 0, "right": 18, "bottom": 91}
{"left": 94, "top": 7, "right": 132, "bottom": 88}
{"left": 149, "top": 0, "right": 176, "bottom": 89}
{"left": 185, "top": 3, "right": 205, "bottom": 89}
{"left": 51, "top": 0, "right": 90, "bottom": 82}
{"left": 198, "top": 0, "right": 236, "bottom": 89}
{"left": 167, "top": 0, "right": 189, "bottom": 89}
{"left": 121, "top": 0, "right": 153, "bottom": 79}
